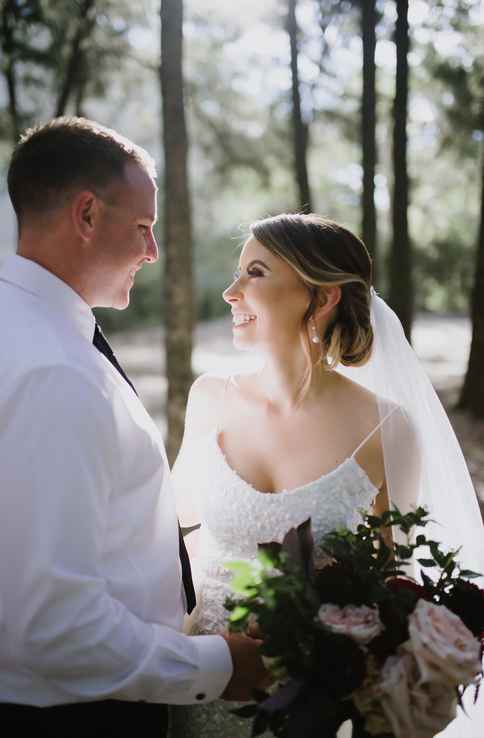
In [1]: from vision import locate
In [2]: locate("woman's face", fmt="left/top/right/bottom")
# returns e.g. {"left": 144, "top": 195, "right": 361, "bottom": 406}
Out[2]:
{"left": 223, "top": 236, "right": 311, "bottom": 352}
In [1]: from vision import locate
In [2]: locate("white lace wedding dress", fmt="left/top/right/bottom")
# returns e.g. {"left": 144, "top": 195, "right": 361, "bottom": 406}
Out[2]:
{"left": 169, "top": 421, "right": 381, "bottom": 738}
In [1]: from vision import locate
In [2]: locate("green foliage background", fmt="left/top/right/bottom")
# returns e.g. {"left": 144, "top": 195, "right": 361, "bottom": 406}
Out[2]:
{"left": 1, "top": 0, "right": 483, "bottom": 332}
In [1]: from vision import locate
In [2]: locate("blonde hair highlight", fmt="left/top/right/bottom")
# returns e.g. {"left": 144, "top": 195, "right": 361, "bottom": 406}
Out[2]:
{"left": 250, "top": 213, "right": 374, "bottom": 397}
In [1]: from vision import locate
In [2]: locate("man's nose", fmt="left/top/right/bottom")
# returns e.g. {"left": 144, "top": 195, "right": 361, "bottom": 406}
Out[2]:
{"left": 146, "top": 231, "right": 159, "bottom": 263}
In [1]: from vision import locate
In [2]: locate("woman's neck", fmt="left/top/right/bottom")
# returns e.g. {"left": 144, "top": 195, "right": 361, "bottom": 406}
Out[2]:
{"left": 254, "top": 352, "right": 334, "bottom": 413}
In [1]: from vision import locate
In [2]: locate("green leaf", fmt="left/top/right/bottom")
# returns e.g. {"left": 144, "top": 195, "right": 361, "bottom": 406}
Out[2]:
{"left": 444, "top": 560, "right": 456, "bottom": 576}
{"left": 229, "top": 605, "right": 249, "bottom": 623}
{"left": 225, "top": 560, "right": 261, "bottom": 594}
{"left": 395, "top": 544, "right": 413, "bottom": 560}
{"left": 366, "top": 515, "right": 382, "bottom": 528}
{"left": 418, "top": 558, "right": 438, "bottom": 568}
{"left": 442, "top": 551, "right": 456, "bottom": 569}
{"left": 257, "top": 548, "right": 279, "bottom": 569}
{"left": 460, "top": 570, "right": 482, "bottom": 579}
{"left": 225, "top": 560, "right": 254, "bottom": 576}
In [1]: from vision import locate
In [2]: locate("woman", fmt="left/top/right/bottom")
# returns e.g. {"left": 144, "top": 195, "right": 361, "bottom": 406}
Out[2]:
{"left": 169, "top": 213, "right": 483, "bottom": 738}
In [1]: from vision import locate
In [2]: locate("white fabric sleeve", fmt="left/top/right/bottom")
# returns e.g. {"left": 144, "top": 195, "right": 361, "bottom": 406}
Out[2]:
{"left": 0, "top": 365, "right": 232, "bottom": 704}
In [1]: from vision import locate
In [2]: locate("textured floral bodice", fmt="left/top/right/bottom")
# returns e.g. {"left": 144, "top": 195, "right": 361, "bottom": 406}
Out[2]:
{"left": 169, "top": 428, "right": 377, "bottom": 738}
{"left": 174, "top": 429, "right": 379, "bottom": 636}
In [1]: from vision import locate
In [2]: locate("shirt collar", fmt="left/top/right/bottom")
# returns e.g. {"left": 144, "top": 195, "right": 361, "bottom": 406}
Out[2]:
{"left": 0, "top": 254, "right": 96, "bottom": 342}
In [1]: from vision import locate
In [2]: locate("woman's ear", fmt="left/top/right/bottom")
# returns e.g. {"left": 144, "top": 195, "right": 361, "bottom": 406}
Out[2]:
{"left": 315, "top": 285, "right": 341, "bottom": 318}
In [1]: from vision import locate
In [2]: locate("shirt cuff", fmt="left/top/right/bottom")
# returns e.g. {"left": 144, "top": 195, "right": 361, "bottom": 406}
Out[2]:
{"left": 186, "top": 634, "right": 233, "bottom": 704}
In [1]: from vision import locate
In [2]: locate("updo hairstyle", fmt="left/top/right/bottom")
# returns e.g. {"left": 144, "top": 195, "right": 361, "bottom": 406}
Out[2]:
{"left": 250, "top": 213, "right": 374, "bottom": 369}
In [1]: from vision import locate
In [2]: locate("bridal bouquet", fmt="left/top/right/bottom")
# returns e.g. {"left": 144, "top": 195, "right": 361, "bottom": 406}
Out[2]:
{"left": 225, "top": 508, "right": 484, "bottom": 738}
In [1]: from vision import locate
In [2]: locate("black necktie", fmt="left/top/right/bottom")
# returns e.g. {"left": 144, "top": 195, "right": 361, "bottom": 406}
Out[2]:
{"left": 93, "top": 323, "right": 196, "bottom": 614}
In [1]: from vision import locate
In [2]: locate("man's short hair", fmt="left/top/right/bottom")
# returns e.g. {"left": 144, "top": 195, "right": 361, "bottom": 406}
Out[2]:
{"left": 7, "top": 117, "right": 157, "bottom": 227}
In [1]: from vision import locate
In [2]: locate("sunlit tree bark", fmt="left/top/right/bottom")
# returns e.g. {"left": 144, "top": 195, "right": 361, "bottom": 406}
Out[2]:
{"left": 55, "top": 0, "right": 96, "bottom": 117}
{"left": 361, "top": 0, "right": 378, "bottom": 278}
{"left": 1, "top": 0, "right": 23, "bottom": 142}
{"left": 459, "top": 140, "right": 484, "bottom": 418}
{"left": 160, "top": 0, "right": 194, "bottom": 464}
{"left": 287, "top": 0, "right": 312, "bottom": 212}
{"left": 389, "top": 0, "right": 413, "bottom": 341}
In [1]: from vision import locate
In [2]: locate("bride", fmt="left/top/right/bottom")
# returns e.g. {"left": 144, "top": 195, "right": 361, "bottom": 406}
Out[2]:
{"left": 169, "top": 213, "right": 483, "bottom": 738}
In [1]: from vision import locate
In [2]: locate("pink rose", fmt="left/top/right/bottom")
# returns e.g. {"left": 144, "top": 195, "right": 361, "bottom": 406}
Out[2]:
{"left": 317, "top": 604, "right": 384, "bottom": 645}
{"left": 379, "top": 652, "right": 457, "bottom": 738}
{"left": 406, "top": 599, "right": 481, "bottom": 686}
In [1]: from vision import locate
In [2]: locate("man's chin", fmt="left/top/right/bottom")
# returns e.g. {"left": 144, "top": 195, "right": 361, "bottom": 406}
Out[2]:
{"left": 112, "top": 290, "right": 131, "bottom": 310}
{"left": 93, "top": 289, "right": 131, "bottom": 310}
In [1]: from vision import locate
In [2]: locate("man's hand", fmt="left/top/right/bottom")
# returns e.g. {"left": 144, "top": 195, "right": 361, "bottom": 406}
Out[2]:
{"left": 220, "top": 632, "right": 272, "bottom": 701}
{"left": 245, "top": 614, "right": 262, "bottom": 640}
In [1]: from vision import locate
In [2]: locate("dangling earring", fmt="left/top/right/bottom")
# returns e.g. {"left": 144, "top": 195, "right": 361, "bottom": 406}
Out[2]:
{"left": 310, "top": 317, "right": 320, "bottom": 344}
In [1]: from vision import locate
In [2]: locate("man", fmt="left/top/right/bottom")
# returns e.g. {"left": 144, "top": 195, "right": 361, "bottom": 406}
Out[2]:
{"left": 0, "top": 118, "right": 267, "bottom": 737}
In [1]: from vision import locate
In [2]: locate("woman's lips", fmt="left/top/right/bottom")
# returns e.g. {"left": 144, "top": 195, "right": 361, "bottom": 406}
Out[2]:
{"left": 232, "top": 312, "right": 257, "bottom": 329}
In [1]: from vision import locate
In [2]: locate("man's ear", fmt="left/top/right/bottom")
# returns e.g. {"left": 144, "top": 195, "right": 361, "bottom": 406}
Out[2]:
{"left": 72, "top": 190, "right": 100, "bottom": 242}
{"left": 314, "top": 285, "right": 342, "bottom": 318}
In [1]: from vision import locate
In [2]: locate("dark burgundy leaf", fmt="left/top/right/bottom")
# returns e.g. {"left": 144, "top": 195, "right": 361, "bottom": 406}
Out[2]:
{"left": 231, "top": 704, "right": 259, "bottom": 718}
{"left": 259, "top": 678, "right": 305, "bottom": 715}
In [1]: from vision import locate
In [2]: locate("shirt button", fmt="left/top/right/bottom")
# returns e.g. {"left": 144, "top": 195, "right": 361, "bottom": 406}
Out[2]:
{"left": 195, "top": 693, "right": 206, "bottom": 701}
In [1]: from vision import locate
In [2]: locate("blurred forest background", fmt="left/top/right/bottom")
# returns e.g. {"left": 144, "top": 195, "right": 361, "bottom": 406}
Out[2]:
{"left": 0, "top": 0, "right": 483, "bottom": 495}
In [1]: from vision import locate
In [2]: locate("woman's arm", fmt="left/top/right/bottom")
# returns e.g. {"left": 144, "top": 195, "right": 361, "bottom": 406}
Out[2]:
{"left": 372, "top": 481, "right": 394, "bottom": 551}
{"left": 172, "top": 374, "right": 226, "bottom": 529}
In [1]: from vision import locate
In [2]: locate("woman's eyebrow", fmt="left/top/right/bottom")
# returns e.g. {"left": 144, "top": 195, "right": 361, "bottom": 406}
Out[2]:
{"left": 238, "top": 259, "right": 271, "bottom": 271}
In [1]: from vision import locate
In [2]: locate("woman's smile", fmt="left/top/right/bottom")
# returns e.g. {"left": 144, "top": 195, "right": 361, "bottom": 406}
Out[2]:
{"left": 232, "top": 312, "right": 257, "bottom": 329}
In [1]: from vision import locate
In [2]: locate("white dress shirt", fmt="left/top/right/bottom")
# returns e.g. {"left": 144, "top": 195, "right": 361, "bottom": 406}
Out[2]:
{"left": 0, "top": 254, "right": 232, "bottom": 706}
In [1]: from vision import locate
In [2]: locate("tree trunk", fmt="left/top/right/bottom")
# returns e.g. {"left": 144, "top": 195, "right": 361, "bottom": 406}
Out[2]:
{"left": 55, "top": 0, "right": 96, "bottom": 117}
{"left": 389, "top": 0, "right": 412, "bottom": 341}
{"left": 361, "top": 0, "right": 378, "bottom": 280}
{"left": 160, "top": 0, "right": 194, "bottom": 464}
{"left": 74, "top": 51, "right": 89, "bottom": 117}
{"left": 1, "top": 0, "right": 20, "bottom": 142}
{"left": 287, "top": 0, "right": 312, "bottom": 213}
{"left": 458, "top": 142, "right": 484, "bottom": 418}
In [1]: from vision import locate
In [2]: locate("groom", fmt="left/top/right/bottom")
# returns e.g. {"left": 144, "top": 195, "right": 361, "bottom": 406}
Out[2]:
{"left": 0, "top": 118, "right": 267, "bottom": 737}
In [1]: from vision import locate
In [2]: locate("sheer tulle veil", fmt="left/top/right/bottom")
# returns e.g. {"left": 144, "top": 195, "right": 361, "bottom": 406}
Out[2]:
{"left": 337, "top": 288, "right": 484, "bottom": 737}
{"left": 337, "top": 288, "right": 483, "bottom": 575}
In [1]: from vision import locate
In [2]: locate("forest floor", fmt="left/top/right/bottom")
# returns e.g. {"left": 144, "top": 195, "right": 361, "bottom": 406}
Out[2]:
{"left": 111, "top": 312, "right": 484, "bottom": 520}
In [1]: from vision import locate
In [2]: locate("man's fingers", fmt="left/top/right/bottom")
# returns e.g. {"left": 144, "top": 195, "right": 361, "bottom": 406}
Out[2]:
{"left": 246, "top": 622, "right": 262, "bottom": 639}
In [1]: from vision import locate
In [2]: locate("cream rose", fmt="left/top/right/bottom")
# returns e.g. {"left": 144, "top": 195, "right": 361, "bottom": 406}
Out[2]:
{"left": 353, "top": 655, "right": 393, "bottom": 736}
{"left": 406, "top": 599, "right": 481, "bottom": 686}
{"left": 317, "top": 603, "right": 384, "bottom": 645}
{"left": 379, "top": 651, "right": 457, "bottom": 738}
{"left": 411, "top": 679, "right": 458, "bottom": 737}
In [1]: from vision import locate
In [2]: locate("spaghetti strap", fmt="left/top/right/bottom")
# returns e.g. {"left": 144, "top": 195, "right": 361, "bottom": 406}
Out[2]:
{"left": 351, "top": 405, "right": 399, "bottom": 458}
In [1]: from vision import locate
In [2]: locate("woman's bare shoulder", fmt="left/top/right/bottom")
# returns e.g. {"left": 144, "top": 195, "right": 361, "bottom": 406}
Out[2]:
{"left": 333, "top": 372, "right": 401, "bottom": 422}
{"left": 189, "top": 373, "right": 228, "bottom": 402}
{"left": 182, "top": 374, "right": 229, "bottom": 440}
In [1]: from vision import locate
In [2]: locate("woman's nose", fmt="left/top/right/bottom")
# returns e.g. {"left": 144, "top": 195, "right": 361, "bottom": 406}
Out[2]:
{"left": 222, "top": 280, "right": 242, "bottom": 304}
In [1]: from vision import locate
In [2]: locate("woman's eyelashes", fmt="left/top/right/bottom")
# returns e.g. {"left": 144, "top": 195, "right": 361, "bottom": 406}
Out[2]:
{"left": 233, "top": 267, "right": 265, "bottom": 281}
